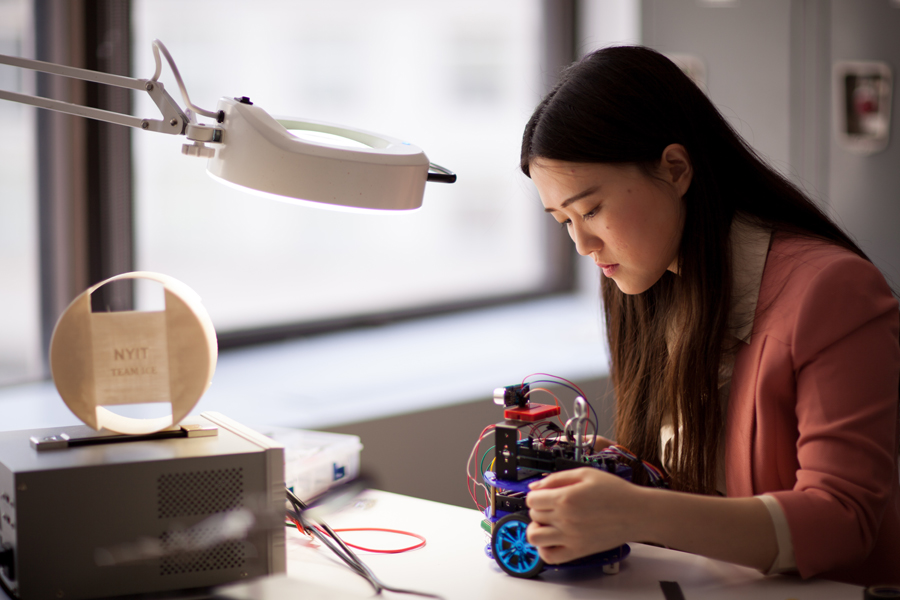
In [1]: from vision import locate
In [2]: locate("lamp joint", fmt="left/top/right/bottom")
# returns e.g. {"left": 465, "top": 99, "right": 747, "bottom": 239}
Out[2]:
{"left": 185, "top": 123, "right": 223, "bottom": 143}
{"left": 182, "top": 142, "right": 216, "bottom": 159}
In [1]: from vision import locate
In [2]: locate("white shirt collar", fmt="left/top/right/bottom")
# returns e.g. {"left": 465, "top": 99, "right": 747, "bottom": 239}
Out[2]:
{"left": 728, "top": 217, "right": 771, "bottom": 345}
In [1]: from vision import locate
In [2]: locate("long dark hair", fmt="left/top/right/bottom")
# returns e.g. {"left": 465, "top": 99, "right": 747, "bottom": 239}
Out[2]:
{"left": 521, "top": 46, "right": 866, "bottom": 494}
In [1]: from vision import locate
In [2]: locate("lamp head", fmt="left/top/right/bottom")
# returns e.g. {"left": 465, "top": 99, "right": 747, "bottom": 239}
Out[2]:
{"left": 204, "top": 97, "right": 430, "bottom": 211}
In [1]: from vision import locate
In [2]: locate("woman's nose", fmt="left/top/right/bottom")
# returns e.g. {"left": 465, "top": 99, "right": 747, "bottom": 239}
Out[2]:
{"left": 569, "top": 224, "right": 602, "bottom": 256}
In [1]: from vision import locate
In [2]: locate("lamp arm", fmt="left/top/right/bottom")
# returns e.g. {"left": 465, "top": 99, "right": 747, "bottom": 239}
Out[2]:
{"left": 0, "top": 52, "right": 189, "bottom": 136}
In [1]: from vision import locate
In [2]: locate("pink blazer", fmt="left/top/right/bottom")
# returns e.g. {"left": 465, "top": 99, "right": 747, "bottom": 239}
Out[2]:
{"left": 726, "top": 234, "right": 900, "bottom": 585}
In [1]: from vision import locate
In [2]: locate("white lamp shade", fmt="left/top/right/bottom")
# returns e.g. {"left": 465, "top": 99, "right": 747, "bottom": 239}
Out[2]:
{"left": 206, "top": 97, "right": 430, "bottom": 210}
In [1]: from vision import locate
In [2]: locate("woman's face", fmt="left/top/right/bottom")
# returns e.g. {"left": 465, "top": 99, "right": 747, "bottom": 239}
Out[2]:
{"left": 530, "top": 147, "right": 690, "bottom": 295}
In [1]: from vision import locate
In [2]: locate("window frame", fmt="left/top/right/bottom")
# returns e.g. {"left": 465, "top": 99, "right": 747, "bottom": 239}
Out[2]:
{"left": 34, "top": 0, "right": 580, "bottom": 360}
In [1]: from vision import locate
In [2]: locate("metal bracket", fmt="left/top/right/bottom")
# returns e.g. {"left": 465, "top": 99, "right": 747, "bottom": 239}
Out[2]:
{"left": 30, "top": 422, "right": 218, "bottom": 451}
{"left": 0, "top": 53, "right": 189, "bottom": 136}
{"left": 565, "top": 397, "right": 588, "bottom": 461}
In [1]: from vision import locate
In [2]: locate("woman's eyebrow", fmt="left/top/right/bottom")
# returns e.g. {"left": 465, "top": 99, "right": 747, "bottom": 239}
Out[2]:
{"left": 544, "top": 185, "right": 600, "bottom": 212}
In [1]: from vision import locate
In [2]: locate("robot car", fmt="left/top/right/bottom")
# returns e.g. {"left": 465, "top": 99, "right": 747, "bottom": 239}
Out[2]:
{"left": 470, "top": 375, "right": 666, "bottom": 578}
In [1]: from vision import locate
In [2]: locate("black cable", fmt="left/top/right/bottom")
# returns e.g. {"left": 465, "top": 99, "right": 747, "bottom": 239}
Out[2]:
{"left": 287, "top": 490, "right": 370, "bottom": 579}
{"left": 286, "top": 488, "right": 444, "bottom": 599}
{"left": 316, "top": 521, "right": 441, "bottom": 599}
{"left": 287, "top": 504, "right": 373, "bottom": 584}
{"left": 300, "top": 511, "right": 433, "bottom": 598}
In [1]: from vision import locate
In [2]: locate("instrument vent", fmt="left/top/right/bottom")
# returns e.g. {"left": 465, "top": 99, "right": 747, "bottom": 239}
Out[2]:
{"left": 157, "top": 468, "right": 244, "bottom": 519}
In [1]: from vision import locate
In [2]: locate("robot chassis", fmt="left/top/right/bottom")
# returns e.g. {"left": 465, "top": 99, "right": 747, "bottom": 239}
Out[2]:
{"left": 481, "top": 382, "right": 635, "bottom": 579}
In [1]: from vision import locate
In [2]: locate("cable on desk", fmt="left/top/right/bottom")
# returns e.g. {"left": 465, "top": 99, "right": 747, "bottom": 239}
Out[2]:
{"left": 329, "top": 528, "right": 427, "bottom": 554}
{"left": 287, "top": 487, "right": 444, "bottom": 599}
{"left": 289, "top": 520, "right": 427, "bottom": 554}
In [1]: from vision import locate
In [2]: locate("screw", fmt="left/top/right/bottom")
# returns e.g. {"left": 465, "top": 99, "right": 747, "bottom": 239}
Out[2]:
{"left": 169, "top": 118, "right": 177, "bottom": 126}
{"left": 141, "top": 121, "right": 149, "bottom": 130}
{"left": 145, "top": 82, "right": 154, "bottom": 91}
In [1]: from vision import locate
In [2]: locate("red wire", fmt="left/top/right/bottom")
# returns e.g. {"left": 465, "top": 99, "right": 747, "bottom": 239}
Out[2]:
{"left": 527, "top": 387, "right": 566, "bottom": 427}
{"left": 468, "top": 424, "right": 495, "bottom": 511}
{"left": 328, "top": 527, "right": 427, "bottom": 554}
{"left": 289, "top": 517, "right": 312, "bottom": 537}
{"left": 523, "top": 372, "right": 588, "bottom": 398}
{"left": 523, "top": 373, "right": 591, "bottom": 435}
{"left": 289, "top": 519, "right": 427, "bottom": 553}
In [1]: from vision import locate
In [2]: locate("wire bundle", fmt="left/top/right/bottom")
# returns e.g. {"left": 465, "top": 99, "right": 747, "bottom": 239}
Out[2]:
{"left": 593, "top": 444, "right": 667, "bottom": 487}
{"left": 286, "top": 488, "right": 441, "bottom": 598}
{"left": 467, "top": 424, "right": 497, "bottom": 511}
{"left": 467, "top": 373, "right": 607, "bottom": 512}
{"left": 522, "top": 373, "right": 601, "bottom": 437}
{"left": 467, "top": 373, "right": 669, "bottom": 512}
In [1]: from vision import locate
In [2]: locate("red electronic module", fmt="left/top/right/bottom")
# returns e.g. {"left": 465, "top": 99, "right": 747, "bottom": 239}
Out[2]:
{"left": 503, "top": 403, "right": 561, "bottom": 422}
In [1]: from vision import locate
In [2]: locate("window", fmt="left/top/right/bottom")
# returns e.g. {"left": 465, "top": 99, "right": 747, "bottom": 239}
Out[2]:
{"left": 0, "top": 2, "right": 585, "bottom": 390}
{"left": 0, "top": 0, "right": 41, "bottom": 386}
{"left": 131, "top": 0, "right": 561, "bottom": 340}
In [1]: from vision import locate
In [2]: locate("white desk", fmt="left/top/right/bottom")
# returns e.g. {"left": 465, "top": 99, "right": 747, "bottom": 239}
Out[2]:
{"left": 277, "top": 490, "right": 863, "bottom": 600}
{"left": 0, "top": 489, "right": 864, "bottom": 600}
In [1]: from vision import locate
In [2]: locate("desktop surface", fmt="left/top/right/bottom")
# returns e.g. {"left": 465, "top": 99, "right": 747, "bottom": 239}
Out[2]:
{"left": 0, "top": 489, "right": 865, "bottom": 600}
{"left": 283, "top": 490, "right": 862, "bottom": 600}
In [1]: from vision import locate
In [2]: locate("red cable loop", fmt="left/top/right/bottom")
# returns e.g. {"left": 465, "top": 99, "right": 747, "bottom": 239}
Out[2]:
{"left": 289, "top": 520, "right": 427, "bottom": 553}
{"left": 330, "top": 527, "right": 427, "bottom": 554}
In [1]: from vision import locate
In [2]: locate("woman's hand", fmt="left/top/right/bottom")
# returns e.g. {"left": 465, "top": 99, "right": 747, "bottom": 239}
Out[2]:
{"left": 590, "top": 435, "right": 615, "bottom": 452}
{"left": 527, "top": 467, "right": 779, "bottom": 571}
{"left": 525, "top": 467, "right": 642, "bottom": 564}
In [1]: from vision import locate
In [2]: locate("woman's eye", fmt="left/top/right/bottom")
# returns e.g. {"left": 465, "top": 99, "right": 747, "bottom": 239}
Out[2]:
{"left": 558, "top": 219, "right": 572, "bottom": 229}
{"left": 581, "top": 207, "right": 599, "bottom": 221}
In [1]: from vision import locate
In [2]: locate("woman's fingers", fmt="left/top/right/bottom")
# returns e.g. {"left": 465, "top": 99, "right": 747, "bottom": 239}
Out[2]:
{"left": 526, "top": 521, "right": 573, "bottom": 563}
{"left": 527, "top": 520, "right": 597, "bottom": 565}
{"left": 593, "top": 435, "right": 615, "bottom": 451}
{"left": 523, "top": 467, "right": 639, "bottom": 564}
{"left": 526, "top": 520, "right": 561, "bottom": 545}
{"left": 525, "top": 489, "right": 560, "bottom": 511}
{"left": 528, "top": 466, "right": 594, "bottom": 491}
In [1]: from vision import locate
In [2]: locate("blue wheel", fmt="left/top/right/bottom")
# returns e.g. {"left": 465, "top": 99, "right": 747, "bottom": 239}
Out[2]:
{"left": 491, "top": 512, "right": 544, "bottom": 578}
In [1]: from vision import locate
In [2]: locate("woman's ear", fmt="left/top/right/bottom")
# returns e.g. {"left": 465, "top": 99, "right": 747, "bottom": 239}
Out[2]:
{"left": 659, "top": 144, "right": 693, "bottom": 197}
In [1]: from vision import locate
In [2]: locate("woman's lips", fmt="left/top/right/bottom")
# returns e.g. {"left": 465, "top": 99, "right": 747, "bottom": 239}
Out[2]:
{"left": 597, "top": 263, "right": 619, "bottom": 277}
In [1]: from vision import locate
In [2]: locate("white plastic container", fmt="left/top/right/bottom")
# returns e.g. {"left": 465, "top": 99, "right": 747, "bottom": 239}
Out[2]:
{"left": 260, "top": 427, "right": 363, "bottom": 501}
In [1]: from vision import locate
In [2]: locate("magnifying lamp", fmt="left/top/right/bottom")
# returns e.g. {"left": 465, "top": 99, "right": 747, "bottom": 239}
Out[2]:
{"left": 0, "top": 39, "right": 456, "bottom": 210}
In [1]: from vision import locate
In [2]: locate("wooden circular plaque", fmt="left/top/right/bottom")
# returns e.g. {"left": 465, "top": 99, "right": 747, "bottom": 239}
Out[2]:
{"left": 49, "top": 272, "right": 217, "bottom": 435}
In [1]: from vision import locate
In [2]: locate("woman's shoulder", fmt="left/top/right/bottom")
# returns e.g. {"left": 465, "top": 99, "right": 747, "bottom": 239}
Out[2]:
{"left": 762, "top": 233, "right": 891, "bottom": 298}
{"left": 758, "top": 233, "right": 898, "bottom": 342}
{"left": 766, "top": 233, "right": 870, "bottom": 274}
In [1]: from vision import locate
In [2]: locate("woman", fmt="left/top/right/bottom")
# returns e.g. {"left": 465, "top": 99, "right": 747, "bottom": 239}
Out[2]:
{"left": 520, "top": 46, "right": 900, "bottom": 585}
